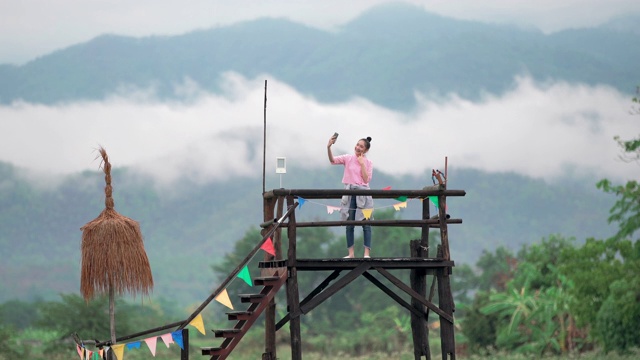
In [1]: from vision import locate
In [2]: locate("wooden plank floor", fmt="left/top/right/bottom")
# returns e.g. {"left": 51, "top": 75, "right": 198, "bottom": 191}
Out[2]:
{"left": 260, "top": 258, "right": 454, "bottom": 271}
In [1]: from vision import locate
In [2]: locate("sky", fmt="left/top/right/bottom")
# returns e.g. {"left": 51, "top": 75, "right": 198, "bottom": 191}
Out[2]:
{"left": 0, "top": 0, "right": 638, "bottom": 187}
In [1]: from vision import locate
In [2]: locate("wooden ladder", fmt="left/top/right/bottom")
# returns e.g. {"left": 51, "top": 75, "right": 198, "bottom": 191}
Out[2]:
{"left": 201, "top": 268, "right": 288, "bottom": 360}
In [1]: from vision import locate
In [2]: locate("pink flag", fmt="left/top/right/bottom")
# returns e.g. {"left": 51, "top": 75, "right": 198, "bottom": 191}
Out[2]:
{"left": 160, "top": 333, "right": 174, "bottom": 348}
{"left": 144, "top": 336, "right": 158, "bottom": 356}
{"left": 260, "top": 237, "right": 276, "bottom": 256}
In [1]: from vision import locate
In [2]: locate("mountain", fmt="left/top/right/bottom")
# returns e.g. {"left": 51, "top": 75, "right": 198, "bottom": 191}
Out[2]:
{"left": 0, "top": 160, "right": 616, "bottom": 305}
{"left": 1, "top": 3, "right": 639, "bottom": 110}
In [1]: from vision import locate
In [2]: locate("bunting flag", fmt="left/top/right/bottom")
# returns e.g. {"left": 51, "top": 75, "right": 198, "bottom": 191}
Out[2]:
{"left": 260, "top": 237, "right": 276, "bottom": 256}
{"left": 91, "top": 351, "right": 101, "bottom": 360}
{"left": 395, "top": 196, "right": 408, "bottom": 202}
{"left": 86, "top": 350, "right": 93, "bottom": 359}
{"left": 362, "top": 208, "right": 373, "bottom": 220}
{"left": 144, "top": 337, "right": 157, "bottom": 356}
{"left": 160, "top": 333, "right": 174, "bottom": 348}
{"left": 429, "top": 196, "right": 439, "bottom": 209}
{"left": 111, "top": 344, "right": 125, "bottom": 360}
{"left": 393, "top": 202, "right": 408, "bottom": 211}
{"left": 126, "top": 342, "right": 141, "bottom": 350}
{"left": 76, "top": 345, "right": 84, "bottom": 359}
{"left": 215, "top": 288, "right": 234, "bottom": 309}
{"left": 382, "top": 186, "right": 392, "bottom": 190}
{"left": 297, "top": 197, "right": 306, "bottom": 209}
{"left": 326, "top": 205, "right": 340, "bottom": 214}
{"left": 189, "top": 314, "right": 206, "bottom": 335}
{"left": 237, "top": 265, "right": 253, "bottom": 286}
{"left": 99, "top": 349, "right": 104, "bottom": 358}
{"left": 171, "top": 331, "right": 184, "bottom": 350}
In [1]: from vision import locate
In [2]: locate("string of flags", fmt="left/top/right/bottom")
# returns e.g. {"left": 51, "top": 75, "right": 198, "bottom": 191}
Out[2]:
{"left": 304, "top": 186, "right": 445, "bottom": 220}
{"left": 75, "top": 314, "right": 204, "bottom": 360}
{"left": 73, "top": 187, "right": 445, "bottom": 359}
{"left": 74, "top": 235, "right": 279, "bottom": 360}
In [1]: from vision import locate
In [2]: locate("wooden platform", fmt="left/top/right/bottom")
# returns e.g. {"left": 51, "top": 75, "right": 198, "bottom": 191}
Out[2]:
{"left": 260, "top": 257, "right": 454, "bottom": 271}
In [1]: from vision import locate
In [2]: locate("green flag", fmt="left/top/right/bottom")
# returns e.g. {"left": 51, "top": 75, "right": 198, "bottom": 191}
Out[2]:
{"left": 429, "top": 196, "right": 439, "bottom": 209}
{"left": 237, "top": 265, "right": 253, "bottom": 286}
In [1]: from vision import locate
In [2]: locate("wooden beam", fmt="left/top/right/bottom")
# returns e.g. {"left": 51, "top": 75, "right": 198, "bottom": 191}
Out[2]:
{"left": 375, "top": 268, "right": 453, "bottom": 324}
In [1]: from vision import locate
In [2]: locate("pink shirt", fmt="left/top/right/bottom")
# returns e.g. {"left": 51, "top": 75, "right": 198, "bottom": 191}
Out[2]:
{"left": 332, "top": 154, "right": 373, "bottom": 185}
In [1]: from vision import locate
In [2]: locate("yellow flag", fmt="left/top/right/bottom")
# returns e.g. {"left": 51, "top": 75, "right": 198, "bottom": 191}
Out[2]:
{"left": 214, "top": 289, "right": 234, "bottom": 310}
{"left": 362, "top": 208, "right": 373, "bottom": 220}
{"left": 393, "top": 202, "right": 407, "bottom": 211}
{"left": 111, "top": 344, "right": 125, "bottom": 360}
{"left": 189, "top": 314, "right": 206, "bottom": 335}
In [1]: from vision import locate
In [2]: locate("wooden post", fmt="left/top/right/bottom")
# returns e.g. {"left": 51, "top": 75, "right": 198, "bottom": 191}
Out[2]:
{"left": 410, "top": 194, "right": 431, "bottom": 359}
{"left": 180, "top": 328, "right": 189, "bottom": 360}
{"left": 437, "top": 268, "right": 456, "bottom": 359}
{"left": 286, "top": 195, "right": 302, "bottom": 360}
{"left": 263, "top": 196, "right": 278, "bottom": 359}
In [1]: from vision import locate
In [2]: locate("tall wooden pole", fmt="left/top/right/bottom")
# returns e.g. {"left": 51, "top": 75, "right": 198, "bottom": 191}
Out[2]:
{"left": 263, "top": 80, "right": 267, "bottom": 194}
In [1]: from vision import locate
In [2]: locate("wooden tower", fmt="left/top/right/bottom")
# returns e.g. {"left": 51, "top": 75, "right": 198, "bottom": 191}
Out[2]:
{"left": 257, "top": 186, "right": 464, "bottom": 360}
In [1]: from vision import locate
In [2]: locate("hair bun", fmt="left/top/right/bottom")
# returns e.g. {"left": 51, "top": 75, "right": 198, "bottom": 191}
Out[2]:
{"left": 366, "top": 137, "right": 372, "bottom": 142}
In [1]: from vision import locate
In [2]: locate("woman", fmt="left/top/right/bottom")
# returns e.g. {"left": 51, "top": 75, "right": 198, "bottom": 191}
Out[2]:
{"left": 327, "top": 134, "right": 373, "bottom": 258}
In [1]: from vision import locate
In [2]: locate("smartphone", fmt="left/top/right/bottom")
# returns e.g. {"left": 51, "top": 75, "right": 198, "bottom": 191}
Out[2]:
{"left": 333, "top": 132, "right": 339, "bottom": 140}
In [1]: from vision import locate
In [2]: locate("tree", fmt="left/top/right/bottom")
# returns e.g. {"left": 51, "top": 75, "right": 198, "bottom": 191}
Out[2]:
{"left": 561, "top": 92, "right": 640, "bottom": 352}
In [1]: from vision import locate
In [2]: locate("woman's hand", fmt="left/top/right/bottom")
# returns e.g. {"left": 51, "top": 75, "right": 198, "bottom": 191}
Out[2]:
{"left": 327, "top": 135, "right": 337, "bottom": 148}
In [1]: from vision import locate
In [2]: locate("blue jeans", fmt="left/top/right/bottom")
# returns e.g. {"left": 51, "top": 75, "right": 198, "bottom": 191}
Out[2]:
{"left": 346, "top": 195, "right": 372, "bottom": 249}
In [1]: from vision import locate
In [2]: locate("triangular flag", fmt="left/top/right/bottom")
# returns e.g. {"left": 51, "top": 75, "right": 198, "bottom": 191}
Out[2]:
{"left": 362, "top": 208, "right": 373, "bottom": 220}
{"left": 215, "top": 289, "right": 234, "bottom": 310}
{"left": 237, "top": 265, "right": 253, "bottom": 286}
{"left": 172, "top": 331, "right": 184, "bottom": 350}
{"left": 189, "top": 314, "right": 206, "bottom": 335}
{"left": 327, "top": 205, "right": 340, "bottom": 214}
{"left": 429, "top": 196, "right": 439, "bottom": 208}
{"left": 160, "top": 333, "right": 174, "bottom": 348}
{"left": 86, "top": 350, "right": 93, "bottom": 359}
{"left": 76, "top": 345, "right": 84, "bottom": 359}
{"left": 92, "top": 351, "right": 101, "bottom": 360}
{"left": 382, "top": 186, "right": 391, "bottom": 190}
{"left": 126, "top": 342, "right": 141, "bottom": 350}
{"left": 99, "top": 349, "right": 104, "bottom": 358}
{"left": 393, "top": 202, "right": 407, "bottom": 211}
{"left": 144, "top": 337, "right": 157, "bottom": 356}
{"left": 260, "top": 237, "right": 276, "bottom": 256}
{"left": 111, "top": 344, "right": 125, "bottom": 360}
{"left": 395, "top": 196, "right": 408, "bottom": 202}
{"left": 297, "top": 197, "right": 306, "bottom": 209}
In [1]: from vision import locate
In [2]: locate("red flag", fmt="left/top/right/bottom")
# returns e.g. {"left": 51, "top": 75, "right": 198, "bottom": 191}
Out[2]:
{"left": 260, "top": 237, "right": 276, "bottom": 256}
{"left": 382, "top": 186, "right": 392, "bottom": 190}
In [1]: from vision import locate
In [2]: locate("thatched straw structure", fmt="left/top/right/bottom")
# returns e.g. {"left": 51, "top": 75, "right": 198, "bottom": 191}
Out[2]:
{"left": 80, "top": 147, "right": 153, "bottom": 345}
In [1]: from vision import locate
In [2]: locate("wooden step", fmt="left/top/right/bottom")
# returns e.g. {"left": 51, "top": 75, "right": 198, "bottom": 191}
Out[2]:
{"left": 239, "top": 293, "right": 266, "bottom": 303}
{"left": 254, "top": 275, "right": 281, "bottom": 286}
{"left": 201, "top": 346, "right": 225, "bottom": 357}
{"left": 226, "top": 311, "right": 253, "bottom": 321}
{"left": 213, "top": 329, "right": 241, "bottom": 338}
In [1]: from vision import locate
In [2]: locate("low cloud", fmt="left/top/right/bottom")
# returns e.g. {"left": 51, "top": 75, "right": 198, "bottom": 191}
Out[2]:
{"left": 0, "top": 73, "right": 636, "bottom": 186}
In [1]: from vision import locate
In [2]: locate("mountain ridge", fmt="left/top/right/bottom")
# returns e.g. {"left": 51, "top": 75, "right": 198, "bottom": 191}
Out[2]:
{"left": 0, "top": 160, "right": 616, "bottom": 304}
{"left": 1, "top": 3, "right": 638, "bottom": 109}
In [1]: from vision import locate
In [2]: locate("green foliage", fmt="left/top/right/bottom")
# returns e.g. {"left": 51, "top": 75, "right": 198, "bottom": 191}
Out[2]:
{"left": 0, "top": 299, "right": 42, "bottom": 330}
{"left": 595, "top": 278, "right": 640, "bottom": 352}
{"left": 459, "top": 291, "right": 501, "bottom": 353}
{"left": 473, "top": 246, "right": 517, "bottom": 292}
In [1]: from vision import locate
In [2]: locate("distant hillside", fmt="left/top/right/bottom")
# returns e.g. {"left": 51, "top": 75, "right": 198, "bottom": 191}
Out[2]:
{"left": 1, "top": 3, "right": 639, "bottom": 110}
{"left": 0, "top": 160, "right": 616, "bottom": 304}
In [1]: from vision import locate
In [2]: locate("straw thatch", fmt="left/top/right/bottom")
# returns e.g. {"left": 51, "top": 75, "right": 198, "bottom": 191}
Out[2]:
{"left": 80, "top": 147, "right": 153, "bottom": 301}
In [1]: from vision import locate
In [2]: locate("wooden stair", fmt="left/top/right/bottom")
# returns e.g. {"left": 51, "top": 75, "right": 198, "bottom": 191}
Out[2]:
{"left": 201, "top": 268, "right": 288, "bottom": 360}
